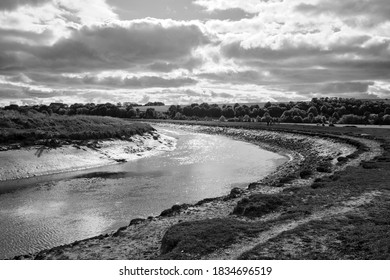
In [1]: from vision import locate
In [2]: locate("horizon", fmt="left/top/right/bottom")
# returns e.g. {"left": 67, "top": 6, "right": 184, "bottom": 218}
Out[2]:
{"left": 1, "top": 0, "right": 390, "bottom": 106}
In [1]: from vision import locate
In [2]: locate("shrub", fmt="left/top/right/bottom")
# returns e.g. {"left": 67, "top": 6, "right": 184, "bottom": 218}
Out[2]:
{"left": 338, "top": 114, "right": 364, "bottom": 124}
{"left": 382, "top": 115, "right": 390, "bottom": 125}
{"left": 218, "top": 115, "right": 227, "bottom": 122}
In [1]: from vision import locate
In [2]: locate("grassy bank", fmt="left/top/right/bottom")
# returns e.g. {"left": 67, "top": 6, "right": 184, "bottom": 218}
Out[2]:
{"left": 154, "top": 121, "right": 390, "bottom": 260}
{"left": 0, "top": 110, "right": 154, "bottom": 146}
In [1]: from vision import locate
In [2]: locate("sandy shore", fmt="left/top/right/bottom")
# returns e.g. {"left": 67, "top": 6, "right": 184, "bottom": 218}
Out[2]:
{"left": 12, "top": 123, "right": 383, "bottom": 260}
{"left": 0, "top": 131, "right": 176, "bottom": 184}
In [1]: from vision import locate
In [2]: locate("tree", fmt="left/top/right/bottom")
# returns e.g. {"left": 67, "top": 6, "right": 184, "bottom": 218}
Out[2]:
{"left": 182, "top": 106, "right": 193, "bottom": 116}
{"left": 145, "top": 108, "right": 156, "bottom": 119}
{"left": 219, "top": 115, "right": 227, "bottom": 122}
{"left": 209, "top": 106, "right": 222, "bottom": 118}
{"left": 234, "top": 106, "right": 245, "bottom": 117}
{"left": 268, "top": 106, "right": 284, "bottom": 118}
{"left": 168, "top": 105, "right": 178, "bottom": 118}
{"left": 320, "top": 105, "right": 328, "bottom": 115}
{"left": 243, "top": 115, "right": 251, "bottom": 122}
{"left": 293, "top": 116, "right": 303, "bottom": 123}
{"left": 222, "top": 107, "right": 235, "bottom": 118}
{"left": 383, "top": 115, "right": 390, "bottom": 125}
{"left": 308, "top": 106, "right": 318, "bottom": 116}
{"left": 174, "top": 112, "right": 185, "bottom": 120}
{"left": 332, "top": 112, "right": 340, "bottom": 120}
{"left": 264, "top": 101, "right": 272, "bottom": 108}
{"left": 263, "top": 112, "right": 272, "bottom": 125}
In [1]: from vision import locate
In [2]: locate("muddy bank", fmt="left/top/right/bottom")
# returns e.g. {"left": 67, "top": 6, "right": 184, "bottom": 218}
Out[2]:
{"left": 13, "top": 124, "right": 382, "bottom": 260}
{"left": 0, "top": 131, "right": 176, "bottom": 192}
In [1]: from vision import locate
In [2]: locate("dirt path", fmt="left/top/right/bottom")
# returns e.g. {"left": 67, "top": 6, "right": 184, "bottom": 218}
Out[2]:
{"left": 204, "top": 190, "right": 382, "bottom": 260}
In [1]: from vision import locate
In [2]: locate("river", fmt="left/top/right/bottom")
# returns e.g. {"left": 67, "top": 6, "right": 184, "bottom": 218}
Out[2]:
{"left": 0, "top": 125, "right": 287, "bottom": 259}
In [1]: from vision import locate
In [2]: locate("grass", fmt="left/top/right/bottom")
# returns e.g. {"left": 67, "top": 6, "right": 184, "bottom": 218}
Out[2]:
{"left": 152, "top": 119, "right": 390, "bottom": 259}
{"left": 158, "top": 218, "right": 264, "bottom": 259}
{"left": 233, "top": 194, "right": 286, "bottom": 218}
{"left": 0, "top": 109, "right": 154, "bottom": 145}
{"left": 237, "top": 131, "right": 390, "bottom": 259}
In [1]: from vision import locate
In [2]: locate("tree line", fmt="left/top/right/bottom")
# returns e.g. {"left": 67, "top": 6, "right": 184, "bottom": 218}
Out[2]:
{"left": 2, "top": 97, "right": 390, "bottom": 125}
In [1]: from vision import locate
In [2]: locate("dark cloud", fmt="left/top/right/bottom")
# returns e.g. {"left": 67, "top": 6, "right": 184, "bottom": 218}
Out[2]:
{"left": 0, "top": 87, "right": 24, "bottom": 99}
{"left": 148, "top": 62, "right": 179, "bottom": 72}
{"left": 221, "top": 34, "right": 383, "bottom": 62}
{"left": 210, "top": 91, "right": 234, "bottom": 99}
{"left": 295, "top": 0, "right": 390, "bottom": 26}
{"left": 208, "top": 8, "right": 256, "bottom": 21}
{"left": 0, "top": 28, "right": 53, "bottom": 44}
{"left": 198, "top": 70, "right": 263, "bottom": 84}
{"left": 286, "top": 81, "right": 374, "bottom": 95}
{"left": 108, "top": 0, "right": 253, "bottom": 21}
{"left": 21, "top": 73, "right": 198, "bottom": 88}
{"left": 0, "top": 20, "right": 210, "bottom": 74}
{"left": 0, "top": 0, "right": 50, "bottom": 11}
{"left": 319, "top": 81, "right": 374, "bottom": 94}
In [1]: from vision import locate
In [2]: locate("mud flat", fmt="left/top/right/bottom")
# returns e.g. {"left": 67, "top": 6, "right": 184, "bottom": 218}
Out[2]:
{"left": 14, "top": 122, "right": 389, "bottom": 260}
{"left": 0, "top": 131, "right": 176, "bottom": 193}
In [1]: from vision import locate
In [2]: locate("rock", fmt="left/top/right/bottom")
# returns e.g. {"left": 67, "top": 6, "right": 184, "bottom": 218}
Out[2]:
{"left": 310, "top": 182, "right": 326, "bottom": 189}
{"left": 160, "top": 204, "right": 190, "bottom": 217}
{"left": 337, "top": 156, "right": 348, "bottom": 162}
{"left": 247, "top": 183, "right": 259, "bottom": 190}
{"left": 129, "top": 218, "right": 145, "bottom": 226}
{"left": 228, "top": 187, "right": 244, "bottom": 198}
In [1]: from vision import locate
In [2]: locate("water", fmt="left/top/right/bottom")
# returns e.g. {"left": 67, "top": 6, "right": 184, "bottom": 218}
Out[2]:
{"left": 0, "top": 126, "right": 286, "bottom": 259}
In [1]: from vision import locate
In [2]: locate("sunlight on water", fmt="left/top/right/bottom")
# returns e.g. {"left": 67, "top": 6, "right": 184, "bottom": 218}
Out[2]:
{"left": 0, "top": 125, "right": 286, "bottom": 259}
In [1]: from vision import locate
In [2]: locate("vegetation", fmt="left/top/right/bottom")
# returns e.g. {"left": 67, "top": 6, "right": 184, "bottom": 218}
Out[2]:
{"left": 3, "top": 97, "right": 390, "bottom": 125}
{"left": 0, "top": 109, "right": 153, "bottom": 145}
{"left": 157, "top": 123, "right": 390, "bottom": 260}
{"left": 159, "top": 218, "right": 263, "bottom": 259}
{"left": 233, "top": 194, "right": 286, "bottom": 217}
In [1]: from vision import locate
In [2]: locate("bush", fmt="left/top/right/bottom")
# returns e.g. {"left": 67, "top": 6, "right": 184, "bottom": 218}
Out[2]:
{"left": 338, "top": 114, "right": 364, "bottom": 124}
{"left": 218, "top": 115, "right": 227, "bottom": 122}
{"left": 382, "top": 115, "right": 390, "bottom": 125}
{"left": 173, "top": 112, "right": 185, "bottom": 120}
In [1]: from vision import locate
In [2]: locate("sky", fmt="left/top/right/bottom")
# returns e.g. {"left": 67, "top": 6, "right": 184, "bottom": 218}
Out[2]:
{"left": 1, "top": 0, "right": 390, "bottom": 106}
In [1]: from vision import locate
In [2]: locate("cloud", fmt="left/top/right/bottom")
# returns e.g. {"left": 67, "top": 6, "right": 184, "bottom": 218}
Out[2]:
{"left": 0, "top": 19, "right": 211, "bottom": 74}
{"left": 1, "top": 0, "right": 390, "bottom": 105}
{"left": 4, "top": 72, "right": 198, "bottom": 89}
{"left": 193, "top": 0, "right": 272, "bottom": 14}
{"left": 0, "top": 0, "right": 50, "bottom": 11}
{"left": 295, "top": 0, "right": 390, "bottom": 26}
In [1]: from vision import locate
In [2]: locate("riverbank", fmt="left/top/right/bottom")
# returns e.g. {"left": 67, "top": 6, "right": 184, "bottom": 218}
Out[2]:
{"left": 0, "top": 113, "right": 154, "bottom": 149}
{"left": 0, "top": 132, "right": 176, "bottom": 186}
{"left": 14, "top": 122, "right": 389, "bottom": 260}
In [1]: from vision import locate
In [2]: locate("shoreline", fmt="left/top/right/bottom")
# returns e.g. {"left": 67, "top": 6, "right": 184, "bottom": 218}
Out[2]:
{"left": 0, "top": 131, "right": 176, "bottom": 193}
{"left": 12, "top": 122, "right": 383, "bottom": 260}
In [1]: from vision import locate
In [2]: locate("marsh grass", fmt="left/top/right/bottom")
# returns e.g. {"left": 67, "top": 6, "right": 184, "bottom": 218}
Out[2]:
{"left": 0, "top": 109, "right": 153, "bottom": 144}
